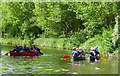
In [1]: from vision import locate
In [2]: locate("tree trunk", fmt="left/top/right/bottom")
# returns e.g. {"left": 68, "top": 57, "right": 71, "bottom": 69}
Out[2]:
{"left": 63, "top": 22, "right": 70, "bottom": 39}
{"left": 112, "top": 15, "right": 120, "bottom": 48}
{"left": 118, "top": 16, "right": 120, "bottom": 50}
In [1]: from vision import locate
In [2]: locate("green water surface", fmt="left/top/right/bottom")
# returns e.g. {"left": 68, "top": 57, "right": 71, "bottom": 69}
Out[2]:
{"left": 1, "top": 45, "right": 118, "bottom": 74}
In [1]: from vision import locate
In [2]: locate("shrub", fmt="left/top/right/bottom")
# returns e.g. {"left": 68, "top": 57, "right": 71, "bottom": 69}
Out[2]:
{"left": 80, "top": 28, "right": 114, "bottom": 53}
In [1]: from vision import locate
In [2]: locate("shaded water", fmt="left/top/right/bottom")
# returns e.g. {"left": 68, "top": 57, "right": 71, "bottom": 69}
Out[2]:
{"left": 1, "top": 45, "right": 118, "bottom": 74}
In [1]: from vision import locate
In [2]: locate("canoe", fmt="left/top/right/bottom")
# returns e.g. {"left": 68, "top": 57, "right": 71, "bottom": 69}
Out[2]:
{"left": 96, "top": 56, "right": 101, "bottom": 60}
{"left": 10, "top": 51, "right": 42, "bottom": 56}
{"left": 90, "top": 56, "right": 95, "bottom": 62}
{"left": 90, "top": 56, "right": 100, "bottom": 62}
{"left": 73, "top": 55, "right": 85, "bottom": 60}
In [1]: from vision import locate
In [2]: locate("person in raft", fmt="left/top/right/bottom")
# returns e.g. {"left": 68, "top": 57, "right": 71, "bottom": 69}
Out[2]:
{"left": 36, "top": 46, "right": 43, "bottom": 55}
{"left": 33, "top": 44, "right": 37, "bottom": 50}
{"left": 30, "top": 44, "right": 34, "bottom": 50}
{"left": 30, "top": 44, "right": 37, "bottom": 53}
{"left": 87, "top": 47, "right": 95, "bottom": 62}
{"left": 78, "top": 47, "right": 85, "bottom": 57}
{"left": 23, "top": 45, "right": 32, "bottom": 53}
{"left": 71, "top": 47, "right": 76, "bottom": 57}
{"left": 23, "top": 45, "right": 27, "bottom": 52}
{"left": 19, "top": 44, "right": 24, "bottom": 52}
{"left": 74, "top": 48, "right": 80, "bottom": 56}
{"left": 12, "top": 45, "right": 19, "bottom": 52}
{"left": 32, "top": 44, "right": 43, "bottom": 54}
{"left": 94, "top": 46, "right": 100, "bottom": 60}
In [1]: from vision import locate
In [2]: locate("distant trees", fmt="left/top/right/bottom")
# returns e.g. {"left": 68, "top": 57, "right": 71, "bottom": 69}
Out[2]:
{"left": 2, "top": 2, "right": 120, "bottom": 49}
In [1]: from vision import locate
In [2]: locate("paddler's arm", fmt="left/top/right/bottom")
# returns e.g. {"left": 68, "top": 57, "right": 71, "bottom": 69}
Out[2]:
{"left": 94, "top": 46, "right": 98, "bottom": 51}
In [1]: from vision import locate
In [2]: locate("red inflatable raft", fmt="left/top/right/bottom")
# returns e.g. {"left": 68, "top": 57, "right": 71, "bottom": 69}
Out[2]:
{"left": 22, "top": 51, "right": 40, "bottom": 56}
{"left": 10, "top": 51, "right": 22, "bottom": 56}
{"left": 10, "top": 51, "right": 42, "bottom": 56}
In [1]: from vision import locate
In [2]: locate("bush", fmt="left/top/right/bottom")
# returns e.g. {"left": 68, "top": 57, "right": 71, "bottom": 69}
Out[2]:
{"left": 34, "top": 38, "right": 74, "bottom": 49}
{"left": 80, "top": 28, "right": 114, "bottom": 53}
{"left": 55, "top": 38, "right": 65, "bottom": 48}
{"left": 2, "top": 38, "right": 31, "bottom": 46}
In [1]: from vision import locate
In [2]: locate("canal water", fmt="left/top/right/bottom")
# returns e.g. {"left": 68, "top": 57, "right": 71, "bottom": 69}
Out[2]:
{"left": 1, "top": 45, "right": 118, "bottom": 74}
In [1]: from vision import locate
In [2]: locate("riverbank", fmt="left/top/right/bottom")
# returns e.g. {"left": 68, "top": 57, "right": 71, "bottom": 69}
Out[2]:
{"left": 1, "top": 37, "right": 119, "bottom": 60}
{"left": 34, "top": 38, "right": 119, "bottom": 60}
{"left": 1, "top": 38, "right": 31, "bottom": 46}
{"left": 1, "top": 37, "right": 115, "bottom": 53}
{"left": 34, "top": 36, "right": 114, "bottom": 53}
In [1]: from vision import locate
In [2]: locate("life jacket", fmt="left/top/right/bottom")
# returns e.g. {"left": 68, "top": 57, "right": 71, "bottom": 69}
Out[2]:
{"left": 32, "top": 50, "right": 37, "bottom": 53}
{"left": 30, "top": 47, "right": 34, "bottom": 50}
{"left": 79, "top": 50, "right": 83, "bottom": 54}
{"left": 34, "top": 47, "right": 37, "bottom": 50}
{"left": 26, "top": 47, "right": 28, "bottom": 49}
{"left": 90, "top": 51, "right": 95, "bottom": 56}
{"left": 74, "top": 51, "right": 79, "bottom": 55}
{"left": 95, "top": 51, "right": 100, "bottom": 56}
{"left": 71, "top": 50, "right": 76, "bottom": 56}
{"left": 19, "top": 46, "right": 23, "bottom": 50}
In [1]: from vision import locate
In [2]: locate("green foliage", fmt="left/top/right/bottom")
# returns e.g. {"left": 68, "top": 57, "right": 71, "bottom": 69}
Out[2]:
{"left": 81, "top": 28, "right": 114, "bottom": 53}
{"left": 2, "top": 2, "right": 43, "bottom": 39}
{"left": 2, "top": 2, "right": 119, "bottom": 39}
{"left": 2, "top": 2, "right": 120, "bottom": 53}
{"left": 34, "top": 38, "right": 74, "bottom": 49}
{"left": 2, "top": 38, "right": 31, "bottom": 46}
{"left": 102, "top": 28, "right": 114, "bottom": 53}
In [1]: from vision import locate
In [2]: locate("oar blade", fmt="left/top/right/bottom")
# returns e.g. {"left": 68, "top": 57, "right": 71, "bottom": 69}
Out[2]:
{"left": 64, "top": 55, "right": 70, "bottom": 58}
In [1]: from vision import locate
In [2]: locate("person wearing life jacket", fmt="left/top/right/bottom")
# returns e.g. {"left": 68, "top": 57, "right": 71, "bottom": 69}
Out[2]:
{"left": 33, "top": 44, "right": 37, "bottom": 50}
{"left": 78, "top": 47, "right": 85, "bottom": 57}
{"left": 71, "top": 47, "right": 76, "bottom": 57}
{"left": 30, "top": 44, "right": 34, "bottom": 50}
{"left": 12, "top": 45, "right": 19, "bottom": 52}
{"left": 94, "top": 47, "right": 100, "bottom": 56}
{"left": 36, "top": 46, "right": 43, "bottom": 55}
{"left": 19, "top": 44, "right": 23, "bottom": 52}
{"left": 30, "top": 44, "right": 37, "bottom": 53}
{"left": 94, "top": 47, "right": 100, "bottom": 60}
{"left": 87, "top": 47, "right": 95, "bottom": 62}
{"left": 23, "top": 45, "right": 27, "bottom": 52}
{"left": 25, "top": 46, "right": 33, "bottom": 53}
{"left": 74, "top": 48, "right": 80, "bottom": 56}
{"left": 90, "top": 47, "right": 95, "bottom": 56}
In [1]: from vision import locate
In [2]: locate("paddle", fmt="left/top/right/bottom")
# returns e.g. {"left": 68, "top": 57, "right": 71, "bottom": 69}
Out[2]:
{"left": 64, "top": 55, "right": 70, "bottom": 58}
{"left": 103, "top": 56, "right": 109, "bottom": 59}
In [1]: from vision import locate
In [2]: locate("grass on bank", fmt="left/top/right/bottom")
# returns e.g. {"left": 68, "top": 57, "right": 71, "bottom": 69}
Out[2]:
{"left": 34, "top": 29, "right": 115, "bottom": 54}
{"left": 1, "top": 28, "right": 118, "bottom": 56}
{"left": 2, "top": 38, "right": 31, "bottom": 46}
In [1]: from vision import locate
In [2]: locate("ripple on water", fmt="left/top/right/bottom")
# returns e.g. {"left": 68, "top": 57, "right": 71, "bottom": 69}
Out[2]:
{"left": 8, "top": 68, "right": 14, "bottom": 70}
{"left": 67, "top": 63, "right": 72, "bottom": 64}
{"left": 23, "top": 61, "right": 27, "bottom": 62}
{"left": 54, "top": 70, "right": 60, "bottom": 72}
{"left": 45, "top": 69, "right": 53, "bottom": 70}
{"left": 37, "top": 67, "right": 44, "bottom": 69}
{"left": 61, "top": 69, "right": 69, "bottom": 71}
{"left": 42, "top": 54, "right": 53, "bottom": 56}
{"left": 72, "top": 72, "right": 78, "bottom": 74}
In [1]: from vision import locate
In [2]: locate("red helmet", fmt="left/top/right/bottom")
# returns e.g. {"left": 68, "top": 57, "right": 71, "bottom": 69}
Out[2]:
{"left": 14, "top": 45, "right": 17, "bottom": 48}
{"left": 26, "top": 46, "right": 28, "bottom": 49}
{"left": 72, "top": 47, "right": 76, "bottom": 50}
